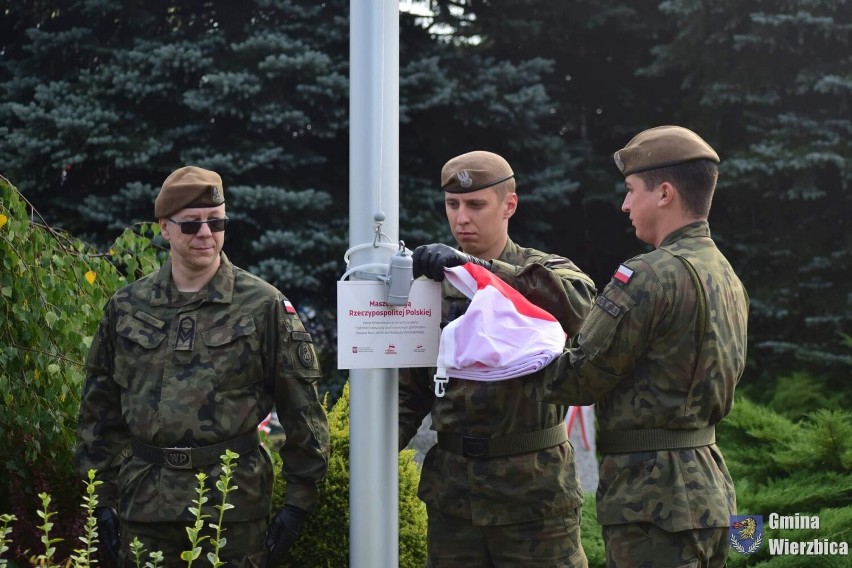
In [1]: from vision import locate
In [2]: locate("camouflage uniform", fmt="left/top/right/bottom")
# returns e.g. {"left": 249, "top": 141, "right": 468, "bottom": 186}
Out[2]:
{"left": 399, "top": 238, "right": 596, "bottom": 567}
{"left": 75, "top": 253, "right": 329, "bottom": 562}
{"left": 525, "top": 221, "right": 749, "bottom": 567}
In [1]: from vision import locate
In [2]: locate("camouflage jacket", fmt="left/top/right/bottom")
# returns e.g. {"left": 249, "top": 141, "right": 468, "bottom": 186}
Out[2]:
{"left": 75, "top": 253, "right": 330, "bottom": 522}
{"left": 525, "top": 221, "right": 749, "bottom": 531}
{"left": 399, "top": 238, "right": 596, "bottom": 525}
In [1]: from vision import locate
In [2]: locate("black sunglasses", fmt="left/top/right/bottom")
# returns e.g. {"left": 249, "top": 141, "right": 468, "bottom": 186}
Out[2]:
{"left": 167, "top": 217, "right": 229, "bottom": 234}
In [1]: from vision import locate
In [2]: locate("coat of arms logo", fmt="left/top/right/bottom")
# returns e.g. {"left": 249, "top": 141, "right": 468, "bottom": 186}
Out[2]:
{"left": 730, "top": 515, "right": 763, "bottom": 555}
{"left": 457, "top": 170, "right": 473, "bottom": 188}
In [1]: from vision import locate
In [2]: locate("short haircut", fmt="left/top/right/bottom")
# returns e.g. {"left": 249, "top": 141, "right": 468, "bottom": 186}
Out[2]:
{"left": 636, "top": 159, "right": 718, "bottom": 217}
{"left": 492, "top": 177, "right": 516, "bottom": 200}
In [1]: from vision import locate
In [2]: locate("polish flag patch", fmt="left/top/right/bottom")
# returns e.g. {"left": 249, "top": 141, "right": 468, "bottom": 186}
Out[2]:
{"left": 613, "top": 264, "right": 634, "bottom": 284}
{"left": 283, "top": 300, "right": 296, "bottom": 314}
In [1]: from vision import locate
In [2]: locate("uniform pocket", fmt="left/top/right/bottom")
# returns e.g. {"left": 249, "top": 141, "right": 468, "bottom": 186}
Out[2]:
{"left": 114, "top": 314, "right": 167, "bottom": 392}
{"left": 201, "top": 314, "right": 262, "bottom": 390}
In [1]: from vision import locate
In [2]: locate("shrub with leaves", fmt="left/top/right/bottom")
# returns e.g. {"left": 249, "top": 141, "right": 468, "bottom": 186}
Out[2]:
{"left": 270, "top": 382, "right": 428, "bottom": 567}
{"left": 720, "top": 397, "right": 852, "bottom": 567}
{"left": 579, "top": 492, "right": 605, "bottom": 567}
{"left": 0, "top": 175, "right": 163, "bottom": 561}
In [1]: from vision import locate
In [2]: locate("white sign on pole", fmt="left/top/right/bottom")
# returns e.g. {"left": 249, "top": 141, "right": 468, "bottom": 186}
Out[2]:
{"left": 337, "top": 280, "right": 442, "bottom": 369}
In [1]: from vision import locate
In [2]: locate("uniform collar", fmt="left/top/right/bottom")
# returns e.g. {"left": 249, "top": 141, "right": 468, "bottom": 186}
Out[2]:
{"left": 496, "top": 237, "right": 520, "bottom": 263}
{"left": 149, "top": 252, "right": 235, "bottom": 307}
{"left": 659, "top": 220, "right": 710, "bottom": 248}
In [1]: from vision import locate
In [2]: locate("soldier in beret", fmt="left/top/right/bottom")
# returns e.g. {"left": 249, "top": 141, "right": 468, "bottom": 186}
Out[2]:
{"left": 524, "top": 126, "right": 749, "bottom": 567}
{"left": 399, "top": 150, "right": 596, "bottom": 566}
{"left": 75, "top": 166, "right": 330, "bottom": 567}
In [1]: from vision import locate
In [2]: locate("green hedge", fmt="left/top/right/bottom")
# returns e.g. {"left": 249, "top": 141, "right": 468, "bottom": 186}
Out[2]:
{"left": 271, "top": 382, "right": 428, "bottom": 567}
{"left": 720, "top": 397, "right": 852, "bottom": 567}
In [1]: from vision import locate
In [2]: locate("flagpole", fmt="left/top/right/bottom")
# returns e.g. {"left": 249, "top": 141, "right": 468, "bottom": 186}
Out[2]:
{"left": 348, "top": 2, "right": 400, "bottom": 567}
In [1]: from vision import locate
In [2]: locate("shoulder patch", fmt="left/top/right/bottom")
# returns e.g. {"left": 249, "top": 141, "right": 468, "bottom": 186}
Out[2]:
{"left": 297, "top": 342, "right": 316, "bottom": 368}
{"left": 543, "top": 257, "right": 572, "bottom": 269}
{"left": 282, "top": 299, "right": 296, "bottom": 314}
{"left": 612, "top": 264, "right": 634, "bottom": 284}
{"left": 290, "top": 331, "right": 313, "bottom": 343}
{"left": 595, "top": 295, "right": 622, "bottom": 318}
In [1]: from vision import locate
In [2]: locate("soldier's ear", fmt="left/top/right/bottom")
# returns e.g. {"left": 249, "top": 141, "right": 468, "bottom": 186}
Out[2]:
{"left": 159, "top": 218, "right": 172, "bottom": 241}
{"left": 504, "top": 192, "right": 518, "bottom": 219}
{"left": 658, "top": 182, "right": 675, "bottom": 206}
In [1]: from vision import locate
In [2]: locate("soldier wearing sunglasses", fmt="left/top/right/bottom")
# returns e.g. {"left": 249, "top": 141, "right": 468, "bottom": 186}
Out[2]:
{"left": 75, "top": 166, "right": 330, "bottom": 567}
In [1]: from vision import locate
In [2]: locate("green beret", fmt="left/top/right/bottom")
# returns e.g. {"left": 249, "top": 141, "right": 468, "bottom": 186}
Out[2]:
{"left": 154, "top": 166, "right": 225, "bottom": 218}
{"left": 440, "top": 151, "right": 514, "bottom": 193}
{"left": 613, "top": 125, "right": 719, "bottom": 177}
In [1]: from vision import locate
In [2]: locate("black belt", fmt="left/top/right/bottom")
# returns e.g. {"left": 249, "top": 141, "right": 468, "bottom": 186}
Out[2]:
{"left": 437, "top": 424, "right": 568, "bottom": 459}
{"left": 597, "top": 426, "right": 715, "bottom": 454}
{"left": 131, "top": 431, "right": 260, "bottom": 470}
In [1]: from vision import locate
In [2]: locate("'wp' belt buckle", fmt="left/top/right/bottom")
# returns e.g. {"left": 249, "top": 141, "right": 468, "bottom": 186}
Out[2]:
{"left": 163, "top": 447, "right": 193, "bottom": 469}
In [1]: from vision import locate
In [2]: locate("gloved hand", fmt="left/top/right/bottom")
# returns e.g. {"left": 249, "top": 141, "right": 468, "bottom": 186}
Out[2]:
{"left": 412, "top": 243, "right": 492, "bottom": 282}
{"left": 263, "top": 505, "right": 309, "bottom": 568}
{"left": 94, "top": 506, "right": 120, "bottom": 566}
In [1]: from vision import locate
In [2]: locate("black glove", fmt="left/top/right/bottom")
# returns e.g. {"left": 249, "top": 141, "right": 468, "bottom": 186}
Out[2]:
{"left": 94, "top": 506, "right": 120, "bottom": 566}
{"left": 263, "top": 505, "right": 308, "bottom": 568}
{"left": 412, "top": 243, "right": 492, "bottom": 282}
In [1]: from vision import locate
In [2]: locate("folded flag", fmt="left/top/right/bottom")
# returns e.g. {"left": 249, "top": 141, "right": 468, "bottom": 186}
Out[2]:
{"left": 433, "top": 263, "right": 567, "bottom": 396}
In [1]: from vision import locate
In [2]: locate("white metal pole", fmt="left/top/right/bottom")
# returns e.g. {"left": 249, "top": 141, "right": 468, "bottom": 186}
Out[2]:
{"left": 348, "top": 2, "right": 400, "bottom": 567}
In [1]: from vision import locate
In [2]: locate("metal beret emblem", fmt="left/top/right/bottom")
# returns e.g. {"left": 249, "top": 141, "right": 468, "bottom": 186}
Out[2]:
{"left": 298, "top": 342, "right": 315, "bottom": 368}
{"left": 613, "top": 151, "right": 625, "bottom": 172}
{"left": 211, "top": 185, "right": 223, "bottom": 203}
{"left": 457, "top": 170, "right": 473, "bottom": 188}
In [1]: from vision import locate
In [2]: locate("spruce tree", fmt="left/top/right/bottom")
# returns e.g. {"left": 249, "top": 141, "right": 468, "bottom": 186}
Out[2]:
{"left": 637, "top": 0, "right": 852, "bottom": 390}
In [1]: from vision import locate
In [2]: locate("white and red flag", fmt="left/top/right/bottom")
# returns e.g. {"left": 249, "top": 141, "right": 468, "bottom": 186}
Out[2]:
{"left": 433, "top": 263, "right": 567, "bottom": 395}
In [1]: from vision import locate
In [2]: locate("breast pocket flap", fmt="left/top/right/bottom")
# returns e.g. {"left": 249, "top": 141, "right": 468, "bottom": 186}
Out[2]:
{"left": 117, "top": 314, "right": 167, "bottom": 350}
{"left": 202, "top": 315, "right": 256, "bottom": 347}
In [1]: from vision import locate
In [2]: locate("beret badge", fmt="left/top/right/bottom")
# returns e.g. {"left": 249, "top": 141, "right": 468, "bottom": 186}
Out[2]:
{"left": 457, "top": 170, "right": 473, "bottom": 188}
{"left": 613, "top": 151, "right": 625, "bottom": 173}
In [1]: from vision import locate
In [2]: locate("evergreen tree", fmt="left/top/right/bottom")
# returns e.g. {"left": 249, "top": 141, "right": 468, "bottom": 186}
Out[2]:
{"left": 4, "top": 0, "right": 848, "bottom": 393}
{"left": 400, "top": 0, "right": 684, "bottom": 285}
{"left": 400, "top": 1, "right": 590, "bottom": 269}
{"left": 637, "top": 0, "right": 852, "bottom": 389}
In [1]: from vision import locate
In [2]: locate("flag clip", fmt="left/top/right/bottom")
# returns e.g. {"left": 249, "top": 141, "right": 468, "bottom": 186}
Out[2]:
{"left": 433, "top": 368, "right": 448, "bottom": 397}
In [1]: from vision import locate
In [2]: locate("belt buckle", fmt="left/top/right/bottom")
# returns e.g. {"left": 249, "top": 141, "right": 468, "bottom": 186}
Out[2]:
{"left": 461, "top": 436, "right": 488, "bottom": 459}
{"left": 163, "top": 447, "right": 193, "bottom": 469}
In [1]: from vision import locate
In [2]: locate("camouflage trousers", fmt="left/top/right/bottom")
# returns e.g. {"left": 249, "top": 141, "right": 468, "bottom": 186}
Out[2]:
{"left": 426, "top": 508, "right": 588, "bottom": 568}
{"left": 119, "top": 518, "right": 267, "bottom": 568}
{"left": 603, "top": 522, "right": 728, "bottom": 568}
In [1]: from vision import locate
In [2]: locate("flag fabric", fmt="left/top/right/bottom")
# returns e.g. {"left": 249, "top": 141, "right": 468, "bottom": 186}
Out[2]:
{"left": 435, "top": 263, "right": 567, "bottom": 386}
{"left": 283, "top": 300, "right": 296, "bottom": 314}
